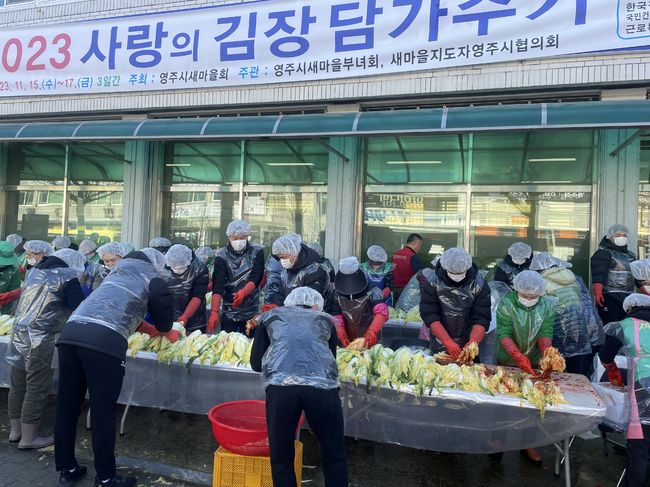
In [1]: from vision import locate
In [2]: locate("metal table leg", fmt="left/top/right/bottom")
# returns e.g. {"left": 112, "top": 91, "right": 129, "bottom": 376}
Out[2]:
{"left": 552, "top": 437, "right": 573, "bottom": 487}
{"left": 120, "top": 404, "right": 130, "bottom": 436}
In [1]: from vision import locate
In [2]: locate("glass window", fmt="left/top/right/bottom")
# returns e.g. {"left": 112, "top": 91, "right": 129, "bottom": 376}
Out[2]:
{"left": 164, "top": 142, "right": 242, "bottom": 185}
{"left": 68, "top": 191, "right": 122, "bottom": 243}
{"left": 471, "top": 130, "right": 595, "bottom": 185}
{"left": 69, "top": 143, "right": 125, "bottom": 184}
{"left": 362, "top": 192, "right": 467, "bottom": 267}
{"left": 366, "top": 135, "right": 467, "bottom": 184}
{"left": 7, "top": 143, "right": 65, "bottom": 185}
{"left": 470, "top": 191, "right": 592, "bottom": 281}
{"left": 17, "top": 190, "right": 64, "bottom": 240}
{"left": 639, "top": 192, "right": 650, "bottom": 259}
{"left": 244, "top": 140, "right": 328, "bottom": 185}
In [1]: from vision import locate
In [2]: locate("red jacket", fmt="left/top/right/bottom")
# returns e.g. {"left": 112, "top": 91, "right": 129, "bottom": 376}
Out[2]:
{"left": 392, "top": 246, "right": 416, "bottom": 288}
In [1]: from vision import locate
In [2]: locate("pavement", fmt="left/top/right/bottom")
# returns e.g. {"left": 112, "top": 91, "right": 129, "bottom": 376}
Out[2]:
{"left": 0, "top": 389, "right": 635, "bottom": 486}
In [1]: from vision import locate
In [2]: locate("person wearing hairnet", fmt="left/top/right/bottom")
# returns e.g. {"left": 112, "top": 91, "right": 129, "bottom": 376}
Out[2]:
{"left": 97, "top": 242, "right": 128, "bottom": 274}
{"left": 52, "top": 236, "right": 76, "bottom": 251}
{"left": 494, "top": 242, "right": 533, "bottom": 288}
{"left": 251, "top": 287, "right": 347, "bottom": 487}
{"left": 54, "top": 248, "right": 175, "bottom": 487}
{"left": 195, "top": 246, "right": 215, "bottom": 291}
{"left": 5, "top": 249, "right": 85, "bottom": 450}
{"left": 420, "top": 247, "right": 491, "bottom": 360}
{"left": 530, "top": 252, "right": 591, "bottom": 375}
{"left": 306, "top": 242, "right": 336, "bottom": 282}
{"left": 331, "top": 257, "right": 388, "bottom": 349}
{"left": 263, "top": 233, "right": 301, "bottom": 296}
{"left": 149, "top": 237, "right": 172, "bottom": 254}
{"left": 495, "top": 270, "right": 555, "bottom": 464}
{"left": 207, "top": 220, "right": 263, "bottom": 334}
{"left": 360, "top": 245, "right": 395, "bottom": 305}
{"left": 264, "top": 235, "right": 334, "bottom": 315}
{"left": 591, "top": 224, "right": 636, "bottom": 325}
{"left": 165, "top": 244, "right": 209, "bottom": 333}
{"left": 598, "top": 293, "right": 650, "bottom": 487}
{"left": 631, "top": 259, "right": 650, "bottom": 296}
{"left": 0, "top": 241, "right": 22, "bottom": 315}
{"left": 24, "top": 240, "right": 54, "bottom": 279}
{"left": 6, "top": 233, "right": 26, "bottom": 277}
{"left": 79, "top": 239, "right": 100, "bottom": 264}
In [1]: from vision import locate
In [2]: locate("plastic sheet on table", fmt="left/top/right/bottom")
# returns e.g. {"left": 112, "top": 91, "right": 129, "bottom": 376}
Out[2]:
{"left": 591, "top": 382, "right": 628, "bottom": 431}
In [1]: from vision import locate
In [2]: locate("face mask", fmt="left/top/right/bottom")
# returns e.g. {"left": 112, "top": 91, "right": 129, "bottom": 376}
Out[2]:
{"left": 280, "top": 258, "right": 294, "bottom": 269}
{"left": 170, "top": 265, "right": 188, "bottom": 275}
{"left": 447, "top": 272, "right": 466, "bottom": 282}
{"left": 518, "top": 296, "right": 539, "bottom": 308}
{"left": 511, "top": 257, "right": 526, "bottom": 266}
{"left": 27, "top": 257, "right": 38, "bottom": 267}
{"left": 613, "top": 236, "right": 628, "bottom": 247}
{"left": 230, "top": 240, "right": 247, "bottom": 252}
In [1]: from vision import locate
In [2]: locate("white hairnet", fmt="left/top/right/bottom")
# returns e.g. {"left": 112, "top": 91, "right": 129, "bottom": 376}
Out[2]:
{"left": 226, "top": 219, "right": 252, "bottom": 237}
{"left": 120, "top": 242, "right": 135, "bottom": 255}
{"left": 97, "top": 242, "right": 128, "bottom": 258}
{"left": 623, "top": 293, "right": 650, "bottom": 312}
{"left": 149, "top": 237, "right": 172, "bottom": 248}
{"left": 284, "top": 286, "right": 324, "bottom": 312}
{"left": 439, "top": 247, "right": 472, "bottom": 273}
{"left": 24, "top": 240, "right": 53, "bottom": 256}
{"left": 529, "top": 252, "right": 562, "bottom": 272}
{"left": 512, "top": 270, "right": 547, "bottom": 296}
{"left": 165, "top": 244, "right": 192, "bottom": 268}
{"left": 5, "top": 234, "right": 22, "bottom": 249}
{"left": 367, "top": 245, "right": 388, "bottom": 263}
{"left": 53, "top": 249, "right": 86, "bottom": 273}
{"left": 306, "top": 242, "right": 324, "bottom": 257}
{"left": 507, "top": 242, "right": 532, "bottom": 260}
{"left": 631, "top": 259, "right": 650, "bottom": 281}
{"left": 272, "top": 235, "right": 301, "bottom": 256}
{"left": 79, "top": 239, "right": 97, "bottom": 255}
{"left": 141, "top": 247, "right": 167, "bottom": 275}
{"left": 52, "top": 235, "right": 71, "bottom": 250}
{"left": 195, "top": 246, "right": 214, "bottom": 264}
{"left": 606, "top": 224, "right": 629, "bottom": 238}
{"left": 339, "top": 256, "right": 360, "bottom": 274}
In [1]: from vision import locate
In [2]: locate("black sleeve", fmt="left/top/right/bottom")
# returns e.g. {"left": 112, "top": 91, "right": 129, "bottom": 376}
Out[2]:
{"left": 62, "top": 278, "right": 85, "bottom": 311}
{"left": 591, "top": 248, "right": 612, "bottom": 285}
{"left": 250, "top": 321, "right": 271, "bottom": 372}
{"left": 190, "top": 265, "right": 209, "bottom": 300}
{"left": 385, "top": 270, "right": 393, "bottom": 290}
{"left": 469, "top": 282, "right": 492, "bottom": 328}
{"left": 411, "top": 255, "right": 423, "bottom": 273}
{"left": 493, "top": 265, "right": 511, "bottom": 287}
{"left": 302, "top": 267, "right": 329, "bottom": 296}
{"left": 248, "top": 250, "right": 265, "bottom": 287}
{"left": 598, "top": 334, "right": 624, "bottom": 364}
{"left": 419, "top": 279, "right": 441, "bottom": 326}
{"left": 328, "top": 322, "right": 338, "bottom": 357}
{"left": 148, "top": 277, "right": 174, "bottom": 333}
{"left": 212, "top": 257, "right": 228, "bottom": 296}
{"left": 329, "top": 293, "right": 341, "bottom": 315}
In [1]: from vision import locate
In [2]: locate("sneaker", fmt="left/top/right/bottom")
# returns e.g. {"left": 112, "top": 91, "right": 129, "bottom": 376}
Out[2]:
{"left": 94, "top": 474, "right": 137, "bottom": 487}
{"left": 59, "top": 465, "right": 88, "bottom": 486}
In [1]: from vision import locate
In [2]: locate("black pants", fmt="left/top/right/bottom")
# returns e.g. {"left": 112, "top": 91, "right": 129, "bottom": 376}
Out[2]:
{"left": 266, "top": 385, "right": 347, "bottom": 487}
{"left": 597, "top": 294, "right": 627, "bottom": 326}
{"left": 626, "top": 424, "right": 650, "bottom": 487}
{"left": 565, "top": 354, "right": 590, "bottom": 377}
{"left": 221, "top": 316, "right": 249, "bottom": 336}
{"left": 54, "top": 345, "right": 125, "bottom": 481}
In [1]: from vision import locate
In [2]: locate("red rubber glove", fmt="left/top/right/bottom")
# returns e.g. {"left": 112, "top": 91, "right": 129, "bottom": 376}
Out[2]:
{"left": 0, "top": 288, "right": 21, "bottom": 307}
{"left": 603, "top": 361, "right": 624, "bottom": 387}
{"left": 207, "top": 280, "right": 213, "bottom": 292}
{"left": 334, "top": 314, "right": 350, "bottom": 347}
{"left": 232, "top": 282, "right": 256, "bottom": 308}
{"left": 468, "top": 324, "right": 486, "bottom": 345}
{"left": 162, "top": 330, "right": 181, "bottom": 343}
{"left": 138, "top": 321, "right": 160, "bottom": 338}
{"left": 501, "top": 337, "right": 535, "bottom": 375}
{"left": 262, "top": 303, "right": 279, "bottom": 312}
{"left": 537, "top": 337, "right": 552, "bottom": 357}
{"left": 430, "top": 321, "right": 461, "bottom": 359}
{"left": 382, "top": 287, "right": 391, "bottom": 298}
{"left": 206, "top": 294, "right": 222, "bottom": 333}
{"left": 364, "top": 313, "right": 387, "bottom": 348}
{"left": 593, "top": 283, "right": 605, "bottom": 308}
{"left": 178, "top": 297, "right": 202, "bottom": 325}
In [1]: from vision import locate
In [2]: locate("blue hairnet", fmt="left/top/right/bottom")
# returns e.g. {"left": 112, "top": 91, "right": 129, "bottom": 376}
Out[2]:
{"left": 53, "top": 249, "right": 86, "bottom": 273}
{"left": 165, "top": 244, "right": 192, "bottom": 268}
{"left": 529, "top": 252, "right": 562, "bottom": 272}
{"left": 606, "top": 224, "right": 629, "bottom": 238}
{"left": 98, "top": 242, "right": 128, "bottom": 258}
{"left": 507, "top": 242, "right": 532, "bottom": 260}
{"left": 306, "top": 242, "right": 324, "bottom": 258}
{"left": 52, "top": 235, "right": 71, "bottom": 250}
{"left": 79, "top": 239, "right": 97, "bottom": 255}
{"left": 623, "top": 293, "right": 650, "bottom": 312}
{"left": 631, "top": 259, "right": 650, "bottom": 281}
{"left": 141, "top": 247, "right": 167, "bottom": 275}
{"left": 149, "top": 237, "right": 172, "bottom": 248}
{"left": 339, "top": 256, "right": 359, "bottom": 274}
{"left": 195, "top": 246, "right": 214, "bottom": 264}
{"left": 272, "top": 235, "right": 301, "bottom": 256}
{"left": 6, "top": 234, "right": 22, "bottom": 249}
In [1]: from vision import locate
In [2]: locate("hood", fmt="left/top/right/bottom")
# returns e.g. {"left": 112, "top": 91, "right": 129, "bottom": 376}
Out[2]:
{"left": 289, "top": 244, "right": 322, "bottom": 273}
{"left": 435, "top": 261, "right": 479, "bottom": 286}
{"left": 35, "top": 255, "right": 68, "bottom": 270}
{"left": 600, "top": 236, "right": 631, "bottom": 254}
{"left": 123, "top": 250, "right": 151, "bottom": 264}
{"left": 542, "top": 266, "right": 576, "bottom": 286}
{"left": 629, "top": 306, "right": 650, "bottom": 323}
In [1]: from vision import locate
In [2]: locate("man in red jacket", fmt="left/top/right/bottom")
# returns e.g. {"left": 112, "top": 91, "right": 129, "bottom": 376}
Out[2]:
{"left": 391, "top": 233, "right": 423, "bottom": 302}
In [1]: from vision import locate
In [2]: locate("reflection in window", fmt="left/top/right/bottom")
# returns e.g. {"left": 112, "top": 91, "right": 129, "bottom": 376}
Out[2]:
{"left": 165, "top": 142, "right": 242, "bottom": 185}
{"left": 245, "top": 140, "right": 328, "bottom": 185}
{"left": 17, "top": 190, "right": 64, "bottom": 240}
{"left": 470, "top": 192, "right": 591, "bottom": 281}
{"left": 7, "top": 143, "right": 65, "bottom": 185}
{"left": 68, "top": 191, "right": 122, "bottom": 244}
{"left": 362, "top": 193, "right": 466, "bottom": 267}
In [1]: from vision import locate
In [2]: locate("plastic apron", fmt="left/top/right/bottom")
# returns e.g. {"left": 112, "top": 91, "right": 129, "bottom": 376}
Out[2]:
{"left": 280, "top": 261, "right": 332, "bottom": 306}
{"left": 425, "top": 270, "right": 486, "bottom": 353}
{"left": 396, "top": 268, "right": 434, "bottom": 312}
{"left": 165, "top": 258, "right": 207, "bottom": 332}
{"left": 69, "top": 258, "right": 158, "bottom": 340}
{"left": 336, "top": 288, "right": 383, "bottom": 340}
{"left": 5, "top": 266, "right": 79, "bottom": 371}
{"left": 495, "top": 259, "right": 524, "bottom": 287}
{"left": 264, "top": 256, "right": 284, "bottom": 304}
{"left": 217, "top": 244, "right": 262, "bottom": 322}
{"left": 621, "top": 318, "right": 650, "bottom": 439}
{"left": 79, "top": 262, "right": 105, "bottom": 297}
{"left": 360, "top": 262, "right": 395, "bottom": 305}
{"left": 602, "top": 246, "right": 636, "bottom": 294}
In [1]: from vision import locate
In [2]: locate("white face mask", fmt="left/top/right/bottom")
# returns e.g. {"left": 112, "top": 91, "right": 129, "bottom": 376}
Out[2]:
{"left": 27, "top": 257, "right": 38, "bottom": 267}
{"left": 518, "top": 296, "right": 539, "bottom": 308}
{"left": 447, "top": 271, "right": 466, "bottom": 282}
{"left": 613, "top": 236, "right": 628, "bottom": 247}
{"left": 511, "top": 257, "right": 526, "bottom": 266}
{"left": 230, "top": 240, "right": 247, "bottom": 252}
{"left": 280, "top": 258, "right": 294, "bottom": 269}
{"left": 170, "top": 265, "right": 188, "bottom": 275}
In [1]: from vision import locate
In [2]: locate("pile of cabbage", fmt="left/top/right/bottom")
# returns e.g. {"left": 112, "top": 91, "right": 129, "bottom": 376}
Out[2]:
{"left": 388, "top": 305, "right": 422, "bottom": 323}
{"left": 0, "top": 314, "right": 14, "bottom": 336}
{"left": 127, "top": 327, "right": 252, "bottom": 368}
{"left": 336, "top": 344, "right": 565, "bottom": 417}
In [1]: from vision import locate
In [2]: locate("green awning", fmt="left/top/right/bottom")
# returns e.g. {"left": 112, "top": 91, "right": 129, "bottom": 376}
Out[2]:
{"left": 1, "top": 100, "right": 649, "bottom": 141}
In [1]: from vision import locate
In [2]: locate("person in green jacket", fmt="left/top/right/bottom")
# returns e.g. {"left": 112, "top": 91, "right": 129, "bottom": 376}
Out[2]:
{"left": 0, "top": 241, "right": 22, "bottom": 315}
{"left": 496, "top": 270, "right": 555, "bottom": 465}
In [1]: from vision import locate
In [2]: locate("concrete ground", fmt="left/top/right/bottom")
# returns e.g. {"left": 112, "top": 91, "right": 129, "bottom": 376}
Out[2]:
{"left": 0, "top": 389, "right": 633, "bottom": 486}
